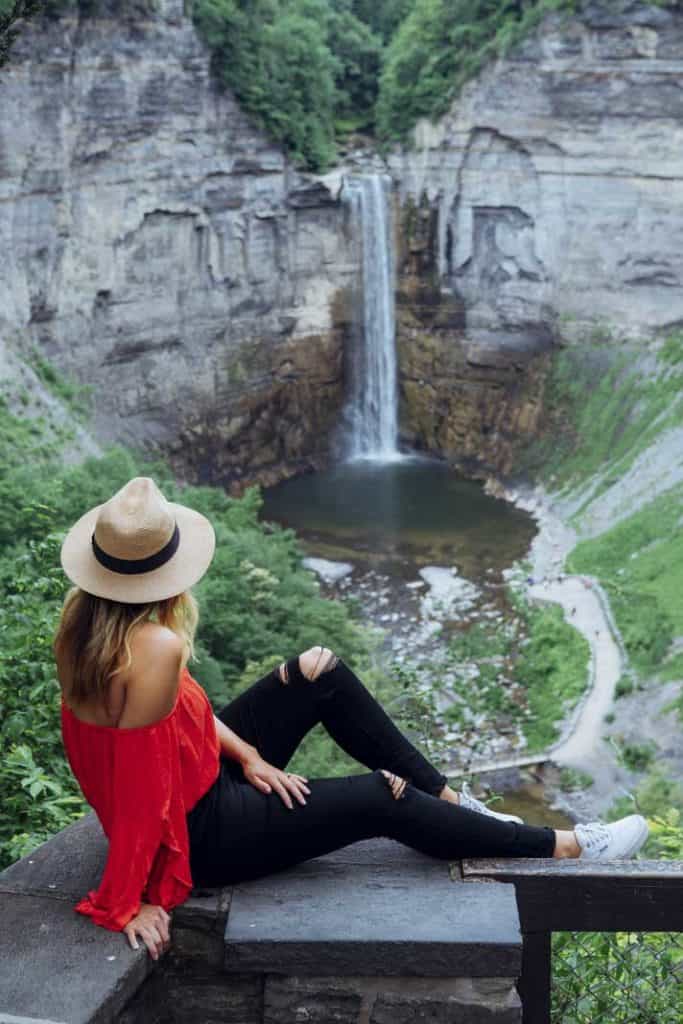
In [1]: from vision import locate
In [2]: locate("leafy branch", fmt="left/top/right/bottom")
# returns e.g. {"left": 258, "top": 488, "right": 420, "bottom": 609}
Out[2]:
{"left": 0, "top": 0, "right": 45, "bottom": 69}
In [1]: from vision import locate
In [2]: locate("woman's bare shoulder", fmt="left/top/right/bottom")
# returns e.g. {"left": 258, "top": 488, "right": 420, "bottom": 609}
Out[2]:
{"left": 130, "top": 622, "right": 184, "bottom": 658}
{"left": 117, "top": 625, "right": 185, "bottom": 729}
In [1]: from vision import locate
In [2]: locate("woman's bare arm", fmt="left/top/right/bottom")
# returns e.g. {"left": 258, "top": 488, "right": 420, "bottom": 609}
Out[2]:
{"left": 213, "top": 716, "right": 258, "bottom": 765}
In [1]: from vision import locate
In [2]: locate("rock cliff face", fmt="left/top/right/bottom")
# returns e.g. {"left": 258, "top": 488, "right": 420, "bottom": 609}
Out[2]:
{"left": 387, "top": 1, "right": 683, "bottom": 478}
{"left": 0, "top": 0, "right": 355, "bottom": 491}
{"left": 391, "top": 190, "right": 550, "bottom": 480}
{"left": 2, "top": 2, "right": 681, "bottom": 488}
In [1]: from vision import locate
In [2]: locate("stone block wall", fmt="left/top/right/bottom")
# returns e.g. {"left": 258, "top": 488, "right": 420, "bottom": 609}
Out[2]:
{"left": 117, "top": 963, "right": 522, "bottom": 1023}
{"left": 263, "top": 975, "right": 521, "bottom": 1024}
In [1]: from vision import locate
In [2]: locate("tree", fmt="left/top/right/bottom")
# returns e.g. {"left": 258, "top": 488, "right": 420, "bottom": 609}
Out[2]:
{"left": 0, "top": 0, "right": 44, "bottom": 68}
{"left": 327, "top": 0, "right": 383, "bottom": 132}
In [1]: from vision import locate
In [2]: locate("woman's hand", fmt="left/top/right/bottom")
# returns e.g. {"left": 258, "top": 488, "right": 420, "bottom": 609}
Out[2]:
{"left": 240, "top": 750, "right": 311, "bottom": 809}
{"left": 123, "top": 903, "right": 171, "bottom": 960}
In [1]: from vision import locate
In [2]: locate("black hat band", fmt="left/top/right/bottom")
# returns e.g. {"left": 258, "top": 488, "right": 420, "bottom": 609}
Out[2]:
{"left": 91, "top": 523, "right": 180, "bottom": 575}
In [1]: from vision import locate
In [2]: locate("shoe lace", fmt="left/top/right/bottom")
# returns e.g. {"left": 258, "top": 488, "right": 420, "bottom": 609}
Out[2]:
{"left": 577, "top": 821, "right": 610, "bottom": 853}
{"left": 461, "top": 782, "right": 488, "bottom": 814}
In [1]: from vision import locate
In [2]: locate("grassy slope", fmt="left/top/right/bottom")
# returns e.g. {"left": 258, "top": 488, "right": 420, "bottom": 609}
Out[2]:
{"left": 515, "top": 332, "right": 683, "bottom": 725}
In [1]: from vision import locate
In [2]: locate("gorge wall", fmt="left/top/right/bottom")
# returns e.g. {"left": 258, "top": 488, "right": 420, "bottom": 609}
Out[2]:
{"left": 387, "top": 0, "right": 683, "bottom": 479}
{"left": 0, "top": 0, "right": 356, "bottom": 491}
{"left": 2, "top": 1, "right": 682, "bottom": 489}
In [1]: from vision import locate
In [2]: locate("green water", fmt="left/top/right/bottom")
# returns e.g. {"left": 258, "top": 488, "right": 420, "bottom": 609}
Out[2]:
{"left": 260, "top": 454, "right": 536, "bottom": 583}
{"left": 497, "top": 783, "right": 576, "bottom": 829}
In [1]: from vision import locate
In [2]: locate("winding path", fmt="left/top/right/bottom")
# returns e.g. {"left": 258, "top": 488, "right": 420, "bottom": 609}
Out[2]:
{"left": 450, "top": 572, "right": 627, "bottom": 779}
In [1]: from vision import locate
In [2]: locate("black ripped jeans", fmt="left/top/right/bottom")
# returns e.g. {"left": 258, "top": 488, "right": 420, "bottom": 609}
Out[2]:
{"left": 187, "top": 655, "right": 557, "bottom": 886}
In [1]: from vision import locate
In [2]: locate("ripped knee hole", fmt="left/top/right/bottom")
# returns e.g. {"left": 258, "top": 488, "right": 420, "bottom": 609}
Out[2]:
{"left": 278, "top": 646, "right": 340, "bottom": 684}
{"left": 380, "top": 769, "right": 408, "bottom": 800}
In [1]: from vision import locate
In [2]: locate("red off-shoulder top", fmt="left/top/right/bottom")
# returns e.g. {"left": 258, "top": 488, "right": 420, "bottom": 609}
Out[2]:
{"left": 60, "top": 667, "right": 220, "bottom": 932}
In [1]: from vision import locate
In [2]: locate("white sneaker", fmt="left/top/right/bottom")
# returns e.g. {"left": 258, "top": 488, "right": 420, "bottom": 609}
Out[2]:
{"left": 458, "top": 781, "right": 524, "bottom": 824}
{"left": 574, "top": 814, "right": 649, "bottom": 860}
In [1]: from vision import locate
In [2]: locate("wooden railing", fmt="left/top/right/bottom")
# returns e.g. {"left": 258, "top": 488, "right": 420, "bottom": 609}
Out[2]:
{"left": 461, "top": 858, "right": 683, "bottom": 1024}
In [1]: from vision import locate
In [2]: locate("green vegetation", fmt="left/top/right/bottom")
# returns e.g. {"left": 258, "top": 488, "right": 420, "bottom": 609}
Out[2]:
{"left": 512, "top": 596, "right": 590, "bottom": 753}
{"left": 512, "top": 322, "right": 683, "bottom": 1017}
{"left": 516, "top": 333, "right": 683, "bottom": 511}
{"left": 375, "top": 0, "right": 576, "bottom": 143}
{"left": 566, "top": 483, "right": 682, "bottom": 674}
{"left": 1, "top": 0, "right": 599, "bottom": 170}
{"left": 661, "top": 653, "right": 683, "bottom": 723}
{"left": 193, "top": 0, "right": 583, "bottom": 168}
{"left": 0, "top": 395, "right": 395, "bottom": 867}
{"left": 193, "top": 0, "right": 348, "bottom": 171}
{"left": 616, "top": 739, "right": 658, "bottom": 773}
{"left": 505, "top": 578, "right": 591, "bottom": 753}
{"left": 28, "top": 346, "right": 94, "bottom": 420}
{"left": 418, "top": 585, "right": 589, "bottom": 760}
{"left": 607, "top": 764, "right": 683, "bottom": 823}
{"left": 615, "top": 674, "right": 636, "bottom": 698}
{"left": 552, "top": 768, "right": 683, "bottom": 1023}
{"left": 0, "top": 0, "right": 44, "bottom": 66}
{"left": 558, "top": 766, "right": 593, "bottom": 791}
{"left": 516, "top": 330, "right": 683, "bottom": 711}
{"left": 0, "top": 527, "right": 89, "bottom": 864}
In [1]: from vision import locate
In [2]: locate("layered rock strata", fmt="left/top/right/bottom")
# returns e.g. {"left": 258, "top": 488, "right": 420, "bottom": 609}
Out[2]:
{"left": 0, "top": 0, "right": 354, "bottom": 491}
{"left": 393, "top": 192, "right": 549, "bottom": 479}
{"left": 388, "top": 1, "right": 683, "bottom": 476}
{"left": 2, "top": 2, "right": 682, "bottom": 488}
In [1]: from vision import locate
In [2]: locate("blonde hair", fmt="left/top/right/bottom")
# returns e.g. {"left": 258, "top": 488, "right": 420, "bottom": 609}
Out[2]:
{"left": 53, "top": 586, "right": 199, "bottom": 709}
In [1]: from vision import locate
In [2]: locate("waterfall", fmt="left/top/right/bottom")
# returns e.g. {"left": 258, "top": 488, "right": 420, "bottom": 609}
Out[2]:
{"left": 340, "top": 174, "right": 401, "bottom": 461}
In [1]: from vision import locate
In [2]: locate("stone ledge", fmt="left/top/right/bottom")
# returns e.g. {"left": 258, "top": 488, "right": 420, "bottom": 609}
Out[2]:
{"left": 462, "top": 856, "right": 683, "bottom": 932}
{"left": 0, "top": 813, "right": 229, "bottom": 1023}
{"left": 0, "top": 890, "right": 152, "bottom": 1024}
{"left": 0, "top": 817, "right": 524, "bottom": 1023}
{"left": 0, "top": 815, "right": 154, "bottom": 1024}
{"left": 224, "top": 842, "right": 521, "bottom": 977}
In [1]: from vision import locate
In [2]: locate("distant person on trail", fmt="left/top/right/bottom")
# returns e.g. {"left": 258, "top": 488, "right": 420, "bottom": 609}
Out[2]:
{"left": 53, "top": 478, "right": 650, "bottom": 960}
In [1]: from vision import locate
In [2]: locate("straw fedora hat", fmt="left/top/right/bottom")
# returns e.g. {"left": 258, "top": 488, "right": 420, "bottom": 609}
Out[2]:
{"left": 60, "top": 477, "right": 216, "bottom": 603}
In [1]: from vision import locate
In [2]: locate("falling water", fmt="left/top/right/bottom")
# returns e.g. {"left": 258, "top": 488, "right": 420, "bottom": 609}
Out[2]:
{"left": 340, "top": 174, "right": 401, "bottom": 461}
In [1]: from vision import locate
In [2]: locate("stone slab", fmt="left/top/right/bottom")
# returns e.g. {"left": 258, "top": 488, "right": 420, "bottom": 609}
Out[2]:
{"left": 224, "top": 849, "right": 521, "bottom": 977}
{"left": 0, "top": 892, "right": 152, "bottom": 1024}
{"left": 0, "top": 1015, "right": 72, "bottom": 1024}
{"left": 0, "top": 813, "right": 236, "bottom": 1021}
{"left": 0, "top": 815, "right": 107, "bottom": 901}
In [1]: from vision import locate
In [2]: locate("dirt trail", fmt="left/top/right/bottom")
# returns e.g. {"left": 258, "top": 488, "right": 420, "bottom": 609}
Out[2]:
{"left": 527, "top": 576, "right": 624, "bottom": 798}
{"left": 503, "top": 477, "right": 681, "bottom": 820}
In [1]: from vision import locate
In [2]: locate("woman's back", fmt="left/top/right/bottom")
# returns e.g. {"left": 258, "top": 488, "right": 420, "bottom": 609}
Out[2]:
{"left": 57, "top": 621, "right": 183, "bottom": 729}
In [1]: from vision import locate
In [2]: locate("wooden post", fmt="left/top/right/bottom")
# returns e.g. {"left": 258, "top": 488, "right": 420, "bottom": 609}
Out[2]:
{"left": 518, "top": 930, "right": 551, "bottom": 1024}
